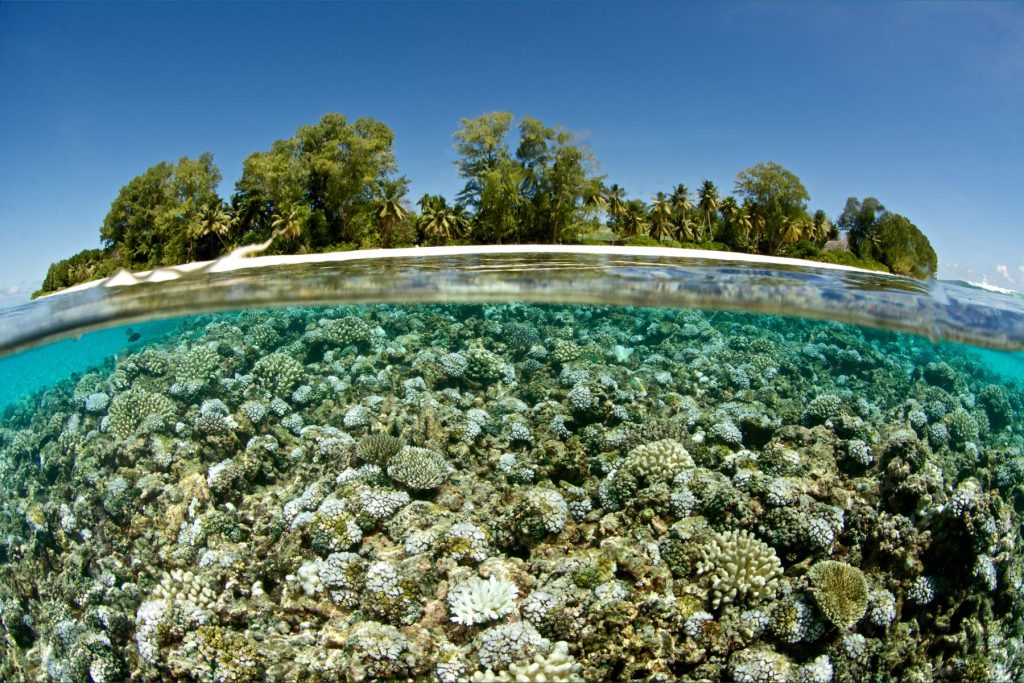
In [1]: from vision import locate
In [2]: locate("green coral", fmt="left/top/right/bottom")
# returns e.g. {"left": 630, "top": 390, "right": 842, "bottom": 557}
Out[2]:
{"left": 356, "top": 434, "right": 403, "bottom": 466}
{"left": 321, "top": 315, "right": 372, "bottom": 348}
{"left": 807, "top": 560, "right": 869, "bottom": 630}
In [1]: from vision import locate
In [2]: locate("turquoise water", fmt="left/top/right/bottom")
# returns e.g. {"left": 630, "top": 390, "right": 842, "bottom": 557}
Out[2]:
{"left": 0, "top": 317, "right": 182, "bottom": 412}
{"left": 1, "top": 299, "right": 1022, "bottom": 682}
{"left": 2, "top": 252, "right": 1024, "bottom": 682}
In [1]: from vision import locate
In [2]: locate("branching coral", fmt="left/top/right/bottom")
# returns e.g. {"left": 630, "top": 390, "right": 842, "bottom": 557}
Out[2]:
{"left": 697, "top": 529, "right": 784, "bottom": 608}
{"left": 448, "top": 576, "right": 519, "bottom": 626}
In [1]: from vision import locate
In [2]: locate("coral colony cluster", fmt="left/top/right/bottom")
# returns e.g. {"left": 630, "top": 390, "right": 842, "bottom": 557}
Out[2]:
{"left": 1, "top": 302, "right": 1023, "bottom": 682}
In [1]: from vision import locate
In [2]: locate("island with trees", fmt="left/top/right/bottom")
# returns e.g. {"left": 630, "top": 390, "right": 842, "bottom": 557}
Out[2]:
{"left": 35, "top": 112, "right": 938, "bottom": 297}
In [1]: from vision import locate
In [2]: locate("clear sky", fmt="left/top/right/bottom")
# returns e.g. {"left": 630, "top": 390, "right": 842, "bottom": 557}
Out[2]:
{"left": 1, "top": 1, "right": 1022, "bottom": 304}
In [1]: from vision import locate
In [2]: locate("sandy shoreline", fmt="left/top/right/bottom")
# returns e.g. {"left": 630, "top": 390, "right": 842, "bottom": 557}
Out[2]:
{"left": 52, "top": 244, "right": 889, "bottom": 297}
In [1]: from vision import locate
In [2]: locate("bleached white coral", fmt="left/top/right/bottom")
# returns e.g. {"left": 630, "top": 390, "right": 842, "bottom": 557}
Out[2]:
{"left": 523, "top": 488, "right": 569, "bottom": 534}
{"left": 358, "top": 487, "right": 410, "bottom": 520}
{"left": 729, "top": 647, "right": 794, "bottom": 683}
{"left": 295, "top": 558, "right": 325, "bottom": 596}
{"left": 471, "top": 643, "right": 585, "bottom": 683}
{"left": 449, "top": 575, "right": 519, "bottom": 626}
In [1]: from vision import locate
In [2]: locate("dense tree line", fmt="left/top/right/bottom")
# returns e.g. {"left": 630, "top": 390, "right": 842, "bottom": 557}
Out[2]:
{"left": 37, "top": 112, "right": 938, "bottom": 296}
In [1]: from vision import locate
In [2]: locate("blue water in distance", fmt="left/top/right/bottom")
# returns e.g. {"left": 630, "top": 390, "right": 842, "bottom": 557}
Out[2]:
{"left": 0, "top": 317, "right": 181, "bottom": 410}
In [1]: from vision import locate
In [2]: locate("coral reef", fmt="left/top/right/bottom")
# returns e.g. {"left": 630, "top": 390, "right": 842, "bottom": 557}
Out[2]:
{"left": 1, "top": 302, "right": 1023, "bottom": 682}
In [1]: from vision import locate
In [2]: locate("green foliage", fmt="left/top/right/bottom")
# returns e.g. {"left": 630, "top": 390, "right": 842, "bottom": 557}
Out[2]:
{"left": 35, "top": 112, "right": 941, "bottom": 295}
{"left": 677, "top": 241, "right": 731, "bottom": 251}
{"left": 837, "top": 196, "right": 885, "bottom": 254}
{"left": 809, "top": 250, "right": 890, "bottom": 273}
{"left": 453, "top": 111, "right": 515, "bottom": 209}
{"left": 839, "top": 198, "right": 937, "bottom": 278}
{"left": 624, "top": 235, "right": 662, "bottom": 247}
{"left": 36, "top": 247, "right": 122, "bottom": 296}
{"left": 100, "top": 153, "right": 223, "bottom": 267}
{"left": 871, "top": 212, "right": 937, "bottom": 278}
{"left": 234, "top": 113, "right": 403, "bottom": 249}
{"left": 782, "top": 240, "right": 822, "bottom": 260}
{"left": 734, "top": 161, "right": 810, "bottom": 254}
{"left": 452, "top": 112, "right": 601, "bottom": 244}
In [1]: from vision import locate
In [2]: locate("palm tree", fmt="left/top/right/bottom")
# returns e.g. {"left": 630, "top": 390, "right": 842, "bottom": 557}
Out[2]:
{"left": 451, "top": 205, "right": 473, "bottom": 240}
{"left": 717, "top": 196, "right": 738, "bottom": 244}
{"left": 674, "top": 215, "right": 697, "bottom": 243}
{"left": 271, "top": 207, "right": 304, "bottom": 244}
{"left": 375, "top": 186, "right": 407, "bottom": 248}
{"left": 697, "top": 180, "right": 720, "bottom": 242}
{"left": 417, "top": 193, "right": 440, "bottom": 214}
{"left": 669, "top": 183, "right": 693, "bottom": 217}
{"left": 583, "top": 187, "right": 608, "bottom": 213}
{"left": 604, "top": 184, "right": 627, "bottom": 224}
{"left": 648, "top": 192, "right": 673, "bottom": 242}
{"left": 620, "top": 200, "right": 649, "bottom": 239}
{"left": 749, "top": 211, "right": 765, "bottom": 251}
{"left": 811, "top": 209, "right": 831, "bottom": 244}
{"left": 419, "top": 201, "right": 456, "bottom": 243}
{"left": 780, "top": 215, "right": 805, "bottom": 246}
{"left": 733, "top": 206, "right": 753, "bottom": 247}
{"left": 185, "top": 203, "right": 233, "bottom": 261}
{"left": 201, "top": 204, "right": 233, "bottom": 245}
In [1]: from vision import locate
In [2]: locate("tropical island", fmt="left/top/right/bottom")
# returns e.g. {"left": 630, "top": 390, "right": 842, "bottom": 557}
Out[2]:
{"left": 35, "top": 112, "right": 938, "bottom": 297}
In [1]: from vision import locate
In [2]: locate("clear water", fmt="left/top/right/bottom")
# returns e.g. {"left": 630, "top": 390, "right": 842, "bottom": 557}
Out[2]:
{"left": 1, "top": 250, "right": 1023, "bottom": 682}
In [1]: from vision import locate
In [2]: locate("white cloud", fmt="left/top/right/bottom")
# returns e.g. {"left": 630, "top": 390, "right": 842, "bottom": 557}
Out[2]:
{"left": 996, "top": 264, "right": 1013, "bottom": 282}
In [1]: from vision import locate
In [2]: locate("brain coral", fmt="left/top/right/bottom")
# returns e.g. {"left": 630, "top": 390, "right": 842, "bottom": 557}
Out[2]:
{"left": 697, "top": 529, "right": 784, "bottom": 608}
{"left": 387, "top": 446, "right": 452, "bottom": 489}
{"left": 624, "top": 438, "right": 694, "bottom": 484}
{"left": 807, "top": 560, "right": 868, "bottom": 629}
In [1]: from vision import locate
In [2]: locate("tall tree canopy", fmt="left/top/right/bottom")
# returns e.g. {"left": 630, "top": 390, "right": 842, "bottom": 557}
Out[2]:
{"left": 733, "top": 161, "right": 810, "bottom": 253}
{"left": 100, "top": 152, "right": 223, "bottom": 267}
{"left": 233, "top": 113, "right": 404, "bottom": 249}
{"left": 836, "top": 196, "right": 886, "bottom": 254}
{"left": 452, "top": 112, "right": 601, "bottom": 243}
{"left": 35, "top": 113, "right": 944, "bottom": 296}
{"left": 871, "top": 212, "right": 937, "bottom": 279}
{"left": 839, "top": 197, "right": 936, "bottom": 278}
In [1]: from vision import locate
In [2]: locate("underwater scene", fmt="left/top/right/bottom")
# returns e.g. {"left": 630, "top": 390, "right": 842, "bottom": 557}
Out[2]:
{"left": 2, "top": 296, "right": 1024, "bottom": 682}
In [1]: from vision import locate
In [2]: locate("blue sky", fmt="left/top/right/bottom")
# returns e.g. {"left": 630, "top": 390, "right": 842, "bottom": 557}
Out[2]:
{"left": 1, "top": 1, "right": 1022, "bottom": 304}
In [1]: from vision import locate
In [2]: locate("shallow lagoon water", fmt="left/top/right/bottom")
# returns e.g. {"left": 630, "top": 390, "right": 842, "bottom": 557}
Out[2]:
{"left": 1, "top": 249, "right": 1023, "bottom": 682}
